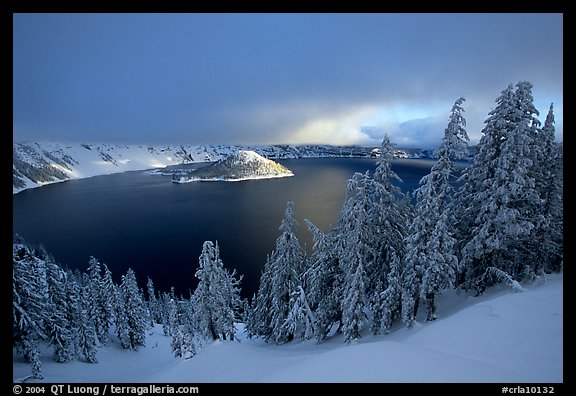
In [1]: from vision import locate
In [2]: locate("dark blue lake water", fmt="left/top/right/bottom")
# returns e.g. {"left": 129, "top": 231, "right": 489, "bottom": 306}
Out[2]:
{"left": 13, "top": 158, "right": 462, "bottom": 298}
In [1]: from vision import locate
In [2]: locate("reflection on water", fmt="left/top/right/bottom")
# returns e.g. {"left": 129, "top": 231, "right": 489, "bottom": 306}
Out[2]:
{"left": 13, "top": 158, "right": 451, "bottom": 298}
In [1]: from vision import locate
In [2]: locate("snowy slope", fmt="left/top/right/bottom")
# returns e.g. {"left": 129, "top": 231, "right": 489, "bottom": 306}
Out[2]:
{"left": 13, "top": 274, "right": 563, "bottom": 383}
{"left": 12, "top": 142, "right": 239, "bottom": 193}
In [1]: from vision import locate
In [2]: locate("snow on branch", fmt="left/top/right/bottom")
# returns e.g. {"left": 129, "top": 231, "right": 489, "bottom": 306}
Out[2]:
{"left": 482, "top": 267, "right": 525, "bottom": 292}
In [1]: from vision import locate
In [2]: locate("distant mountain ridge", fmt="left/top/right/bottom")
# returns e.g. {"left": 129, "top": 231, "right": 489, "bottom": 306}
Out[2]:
{"left": 12, "top": 141, "right": 461, "bottom": 193}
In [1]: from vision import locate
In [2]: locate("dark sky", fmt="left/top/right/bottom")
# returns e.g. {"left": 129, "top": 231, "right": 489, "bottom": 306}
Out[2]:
{"left": 13, "top": 13, "right": 563, "bottom": 148}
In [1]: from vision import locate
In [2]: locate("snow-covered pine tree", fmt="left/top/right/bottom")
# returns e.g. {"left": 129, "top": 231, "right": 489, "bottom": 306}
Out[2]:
{"left": 75, "top": 273, "right": 99, "bottom": 363}
{"left": 63, "top": 270, "right": 80, "bottom": 360}
{"left": 367, "top": 136, "right": 412, "bottom": 335}
{"left": 86, "top": 256, "right": 113, "bottom": 346}
{"left": 251, "top": 202, "right": 308, "bottom": 344}
{"left": 419, "top": 210, "right": 458, "bottom": 321}
{"left": 334, "top": 135, "right": 413, "bottom": 340}
{"left": 181, "top": 293, "right": 201, "bottom": 353}
{"left": 118, "top": 268, "right": 147, "bottom": 350}
{"left": 271, "top": 202, "right": 311, "bottom": 343}
{"left": 403, "top": 98, "right": 468, "bottom": 325}
{"left": 547, "top": 140, "right": 563, "bottom": 273}
{"left": 86, "top": 257, "right": 102, "bottom": 344}
{"left": 279, "top": 285, "right": 315, "bottom": 341}
{"left": 401, "top": 259, "right": 421, "bottom": 328}
{"left": 146, "top": 277, "right": 161, "bottom": 325}
{"left": 531, "top": 103, "right": 563, "bottom": 274}
{"left": 139, "top": 287, "right": 152, "bottom": 329}
{"left": 170, "top": 295, "right": 197, "bottom": 359}
{"left": 192, "top": 241, "right": 242, "bottom": 341}
{"left": 38, "top": 246, "right": 75, "bottom": 363}
{"left": 169, "top": 297, "right": 182, "bottom": 356}
{"left": 226, "top": 267, "right": 244, "bottom": 324}
{"left": 456, "top": 82, "right": 542, "bottom": 294}
{"left": 244, "top": 292, "right": 261, "bottom": 339}
{"left": 303, "top": 219, "right": 343, "bottom": 342}
{"left": 99, "top": 264, "right": 116, "bottom": 343}
{"left": 167, "top": 287, "right": 177, "bottom": 335}
{"left": 246, "top": 258, "right": 273, "bottom": 339}
{"left": 160, "top": 291, "right": 173, "bottom": 337}
{"left": 13, "top": 238, "right": 49, "bottom": 378}
{"left": 114, "top": 289, "right": 130, "bottom": 347}
{"left": 338, "top": 172, "right": 373, "bottom": 342}
{"left": 341, "top": 259, "right": 367, "bottom": 343}
{"left": 239, "top": 296, "right": 252, "bottom": 326}
{"left": 374, "top": 249, "right": 402, "bottom": 333}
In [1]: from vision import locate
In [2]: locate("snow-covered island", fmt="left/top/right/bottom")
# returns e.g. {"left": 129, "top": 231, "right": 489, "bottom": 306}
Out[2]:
{"left": 172, "top": 150, "right": 294, "bottom": 183}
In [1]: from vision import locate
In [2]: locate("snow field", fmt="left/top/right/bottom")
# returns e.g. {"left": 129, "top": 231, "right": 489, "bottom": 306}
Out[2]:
{"left": 14, "top": 274, "right": 562, "bottom": 383}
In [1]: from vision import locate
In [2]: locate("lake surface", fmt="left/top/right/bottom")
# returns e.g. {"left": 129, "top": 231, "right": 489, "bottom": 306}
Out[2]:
{"left": 13, "top": 158, "right": 459, "bottom": 298}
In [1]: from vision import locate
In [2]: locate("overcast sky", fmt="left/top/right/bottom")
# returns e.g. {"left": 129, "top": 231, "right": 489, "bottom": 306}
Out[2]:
{"left": 13, "top": 13, "right": 563, "bottom": 148}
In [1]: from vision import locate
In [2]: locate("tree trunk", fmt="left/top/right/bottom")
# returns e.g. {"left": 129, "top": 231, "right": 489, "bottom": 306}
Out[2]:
{"left": 425, "top": 293, "right": 436, "bottom": 321}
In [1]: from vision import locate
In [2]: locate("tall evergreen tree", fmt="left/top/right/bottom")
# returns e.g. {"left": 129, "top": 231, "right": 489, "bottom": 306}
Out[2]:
{"left": 77, "top": 274, "right": 99, "bottom": 363}
{"left": 99, "top": 264, "right": 115, "bottom": 344}
{"left": 118, "top": 268, "right": 147, "bottom": 350}
{"left": 531, "top": 103, "right": 563, "bottom": 274}
{"left": 403, "top": 98, "right": 468, "bottom": 326}
{"left": 374, "top": 249, "right": 402, "bottom": 333}
{"left": 341, "top": 261, "right": 367, "bottom": 343}
{"left": 146, "top": 277, "right": 161, "bottom": 325}
{"left": 192, "top": 241, "right": 242, "bottom": 341}
{"left": 251, "top": 202, "right": 308, "bottom": 343}
{"left": 303, "top": 219, "right": 343, "bottom": 342}
{"left": 170, "top": 295, "right": 196, "bottom": 358}
{"left": 456, "top": 82, "right": 542, "bottom": 294}
{"left": 39, "top": 247, "right": 75, "bottom": 363}
{"left": 13, "top": 238, "right": 49, "bottom": 378}
{"left": 86, "top": 256, "right": 113, "bottom": 346}
{"left": 338, "top": 172, "right": 373, "bottom": 342}
{"left": 368, "top": 136, "right": 412, "bottom": 334}
{"left": 244, "top": 291, "right": 263, "bottom": 339}
{"left": 335, "top": 136, "right": 413, "bottom": 340}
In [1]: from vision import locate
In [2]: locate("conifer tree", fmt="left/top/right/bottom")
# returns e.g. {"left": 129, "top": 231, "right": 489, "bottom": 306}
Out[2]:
{"left": 13, "top": 239, "right": 48, "bottom": 378}
{"left": 374, "top": 249, "right": 402, "bottom": 333}
{"left": 41, "top": 248, "right": 74, "bottom": 363}
{"left": 338, "top": 172, "right": 372, "bottom": 342}
{"left": 118, "top": 268, "right": 147, "bottom": 350}
{"left": 86, "top": 256, "right": 113, "bottom": 346}
{"left": 456, "top": 82, "right": 542, "bottom": 294}
{"left": 531, "top": 103, "right": 563, "bottom": 273}
{"left": 77, "top": 274, "right": 99, "bottom": 363}
{"left": 341, "top": 260, "right": 367, "bottom": 343}
{"left": 146, "top": 277, "right": 161, "bottom": 325}
{"left": 192, "top": 241, "right": 242, "bottom": 341}
{"left": 403, "top": 98, "right": 468, "bottom": 325}
{"left": 251, "top": 202, "right": 308, "bottom": 343}
{"left": 368, "top": 136, "right": 412, "bottom": 334}
{"left": 303, "top": 219, "right": 343, "bottom": 342}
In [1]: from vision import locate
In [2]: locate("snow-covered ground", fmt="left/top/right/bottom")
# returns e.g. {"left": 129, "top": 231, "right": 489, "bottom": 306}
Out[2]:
{"left": 12, "top": 142, "right": 239, "bottom": 193}
{"left": 13, "top": 274, "right": 563, "bottom": 383}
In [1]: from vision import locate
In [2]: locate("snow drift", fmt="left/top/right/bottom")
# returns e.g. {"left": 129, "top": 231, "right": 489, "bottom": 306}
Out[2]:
{"left": 13, "top": 274, "right": 562, "bottom": 383}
